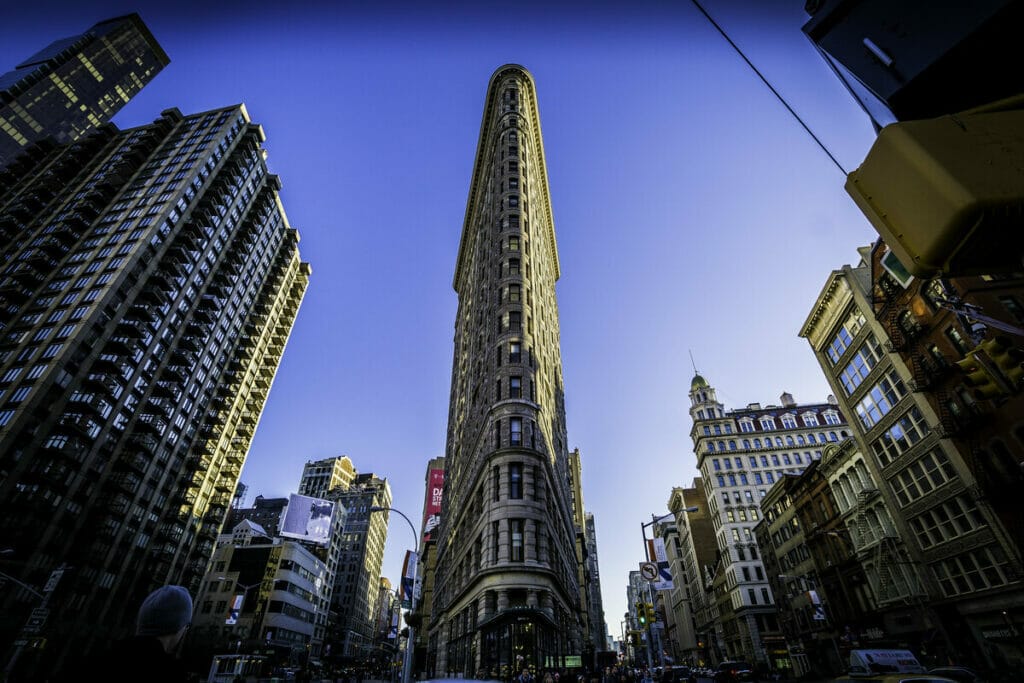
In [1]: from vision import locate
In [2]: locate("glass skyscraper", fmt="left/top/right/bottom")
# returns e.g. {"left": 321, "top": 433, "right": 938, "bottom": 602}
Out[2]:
{"left": 0, "top": 13, "right": 168, "bottom": 170}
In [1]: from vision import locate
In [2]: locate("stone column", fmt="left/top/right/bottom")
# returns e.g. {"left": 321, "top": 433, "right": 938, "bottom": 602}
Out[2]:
{"left": 541, "top": 591, "right": 554, "bottom": 619}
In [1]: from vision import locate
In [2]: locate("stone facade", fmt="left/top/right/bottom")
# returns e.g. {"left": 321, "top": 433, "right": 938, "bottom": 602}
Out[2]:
{"left": 428, "top": 64, "right": 582, "bottom": 678}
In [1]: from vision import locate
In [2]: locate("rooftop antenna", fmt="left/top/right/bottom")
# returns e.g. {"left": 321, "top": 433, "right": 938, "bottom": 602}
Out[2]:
{"left": 688, "top": 349, "right": 698, "bottom": 374}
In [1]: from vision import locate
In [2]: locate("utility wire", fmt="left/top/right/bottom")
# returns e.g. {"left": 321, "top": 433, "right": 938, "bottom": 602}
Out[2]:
{"left": 691, "top": 0, "right": 849, "bottom": 176}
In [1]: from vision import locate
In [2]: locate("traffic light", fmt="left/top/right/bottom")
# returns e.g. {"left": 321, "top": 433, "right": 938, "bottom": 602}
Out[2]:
{"left": 980, "top": 336, "right": 1024, "bottom": 391}
{"left": 845, "top": 106, "right": 1024, "bottom": 278}
{"left": 644, "top": 603, "right": 656, "bottom": 624}
{"left": 636, "top": 601, "right": 646, "bottom": 626}
{"left": 955, "top": 350, "right": 1005, "bottom": 400}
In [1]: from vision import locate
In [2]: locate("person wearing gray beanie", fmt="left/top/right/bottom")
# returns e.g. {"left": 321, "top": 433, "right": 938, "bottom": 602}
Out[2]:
{"left": 136, "top": 584, "right": 193, "bottom": 639}
{"left": 80, "top": 584, "right": 195, "bottom": 682}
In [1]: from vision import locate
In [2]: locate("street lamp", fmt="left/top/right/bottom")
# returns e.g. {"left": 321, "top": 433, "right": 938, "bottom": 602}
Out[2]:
{"left": 370, "top": 505, "right": 419, "bottom": 683}
{"left": 217, "top": 576, "right": 261, "bottom": 651}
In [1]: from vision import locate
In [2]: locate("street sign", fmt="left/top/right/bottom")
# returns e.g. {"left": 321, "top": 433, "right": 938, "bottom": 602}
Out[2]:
{"left": 24, "top": 608, "right": 49, "bottom": 634}
{"left": 639, "top": 562, "right": 658, "bottom": 581}
{"left": 43, "top": 568, "right": 64, "bottom": 593}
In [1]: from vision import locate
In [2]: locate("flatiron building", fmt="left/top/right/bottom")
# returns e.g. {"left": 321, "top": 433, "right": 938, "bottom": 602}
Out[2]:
{"left": 429, "top": 64, "right": 583, "bottom": 677}
{"left": 0, "top": 103, "right": 309, "bottom": 680}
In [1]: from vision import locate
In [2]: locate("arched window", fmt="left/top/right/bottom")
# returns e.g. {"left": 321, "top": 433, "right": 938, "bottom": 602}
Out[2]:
{"left": 743, "top": 439, "right": 751, "bottom": 449}
{"left": 729, "top": 440, "right": 737, "bottom": 450}
{"left": 775, "top": 437, "right": 784, "bottom": 447}
{"left": 754, "top": 438, "right": 762, "bottom": 448}
{"left": 786, "top": 436, "right": 795, "bottom": 446}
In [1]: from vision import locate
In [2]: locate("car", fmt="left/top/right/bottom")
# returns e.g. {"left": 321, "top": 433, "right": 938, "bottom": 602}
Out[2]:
{"left": 713, "top": 661, "right": 755, "bottom": 682}
{"left": 668, "top": 665, "right": 692, "bottom": 682}
{"left": 832, "top": 675, "right": 959, "bottom": 683}
{"left": 928, "top": 667, "right": 987, "bottom": 683}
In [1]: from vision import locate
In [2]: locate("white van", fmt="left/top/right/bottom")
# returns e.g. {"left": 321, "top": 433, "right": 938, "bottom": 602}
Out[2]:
{"left": 847, "top": 649, "right": 926, "bottom": 675}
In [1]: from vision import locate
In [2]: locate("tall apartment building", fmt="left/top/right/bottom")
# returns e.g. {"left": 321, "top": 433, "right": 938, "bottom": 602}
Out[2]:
{"left": 299, "top": 454, "right": 357, "bottom": 498}
{"left": 429, "top": 64, "right": 583, "bottom": 678}
{"left": 800, "top": 244, "right": 1024, "bottom": 671}
{"left": 568, "top": 449, "right": 594, "bottom": 665}
{"left": 416, "top": 457, "right": 445, "bottom": 675}
{"left": 0, "top": 104, "right": 309, "bottom": 680}
{"left": 584, "top": 512, "right": 608, "bottom": 659}
{"left": 667, "top": 484, "right": 717, "bottom": 667}
{"left": 320, "top": 471, "right": 392, "bottom": 663}
{"left": 0, "top": 14, "right": 169, "bottom": 170}
{"left": 688, "top": 375, "right": 851, "bottom": 668}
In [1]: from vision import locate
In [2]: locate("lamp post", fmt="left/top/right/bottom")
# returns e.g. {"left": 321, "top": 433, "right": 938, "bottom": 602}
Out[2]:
{"left": 370, "top": 505, "right": 419, "bottom": 683}
{"left": 640, "top": 508, "right": 698, "bottom": 670}
{"left": 3, "top": 562, "right": 67, "bottom": 679}
{"left": 217, "top": 576, "right": 262, "bottom": 652}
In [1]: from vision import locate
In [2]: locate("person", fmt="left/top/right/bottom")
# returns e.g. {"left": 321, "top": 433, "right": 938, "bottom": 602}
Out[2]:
{"left": 86, "top": 584, "right": 194, "bottom": 682}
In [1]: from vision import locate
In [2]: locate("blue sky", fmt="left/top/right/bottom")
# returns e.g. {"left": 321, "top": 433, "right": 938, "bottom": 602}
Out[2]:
{"left": 4, "top": 0, "right": 880, "bottom": 640}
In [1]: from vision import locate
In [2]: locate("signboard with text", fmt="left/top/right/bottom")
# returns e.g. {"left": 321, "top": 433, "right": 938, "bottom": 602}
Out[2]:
{"left": 423, "top": 468, "right": 444, "bottom": 542}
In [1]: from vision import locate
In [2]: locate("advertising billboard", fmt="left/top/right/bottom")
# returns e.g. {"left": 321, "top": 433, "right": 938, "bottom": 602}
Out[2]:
{"left": 279, "top": 493, "right": 335, "bottom": 545}
{"left": 400, "top": 550, "right": 418, "bottom": 609}
{"left": 423, "top": 468, "right": 444, "bottom": 542}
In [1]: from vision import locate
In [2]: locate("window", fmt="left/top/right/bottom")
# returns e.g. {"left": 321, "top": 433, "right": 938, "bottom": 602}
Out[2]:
{"left": 945, "top": 327, "right": 972, "bottom": 356}
{"left": 855, "top": 369, "right": 907, "bottom": 429}
{"left": 509, "top": 463, "right": 523, "bottom": 499}
{"left": 910, "top": 496, "right": 985, "bottom": 549}
{"left": 872, "top": 407, "right": 929, "bottom": 467}
{"left": 759, "top": 417, "right": 776, "bottom": 430}
{"left": 509, "top": 342, "right": 521, "bottom": 363}
{"left": 510, "top": 417, "right": 522, "bottom": 446}
{"left": 507, "top": 258, "right": 520, "bottom": 275}
{"left": 507, "top": 284, "right": 521, "bottom": 302}
{"left": 713, "top": 459, "right": 721, "bottom": 471}
{"left": 999, "top": 295, "right": 1024, "bottom": 325}
{"left": 781, "top": 415, "right": 797, "bottom": 429}
{"left": 932, "top": 546, "right": 1008, "bottom": 597}
{"left": 840, "top": 334, "right": 883, "bottom": 395}
{"left": 510, "top": 376, "right": 522, "bottom": 398}
{"left": 740, "top": 420, "right": 754, "bottom": 432}
{"left": 493, "top": 466, "right": 500, "bottom": 501}
{"left": 827, "top": 311, "right": 865, "bottom": 364}
{"left": 510, "top": 519, "right": 524, "bottom": 561}
{"left": 890, "top": 449, "right": 958, "bottom": 506}
{"left": 802, "top": 413, "right": 819, "bottom": 426}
